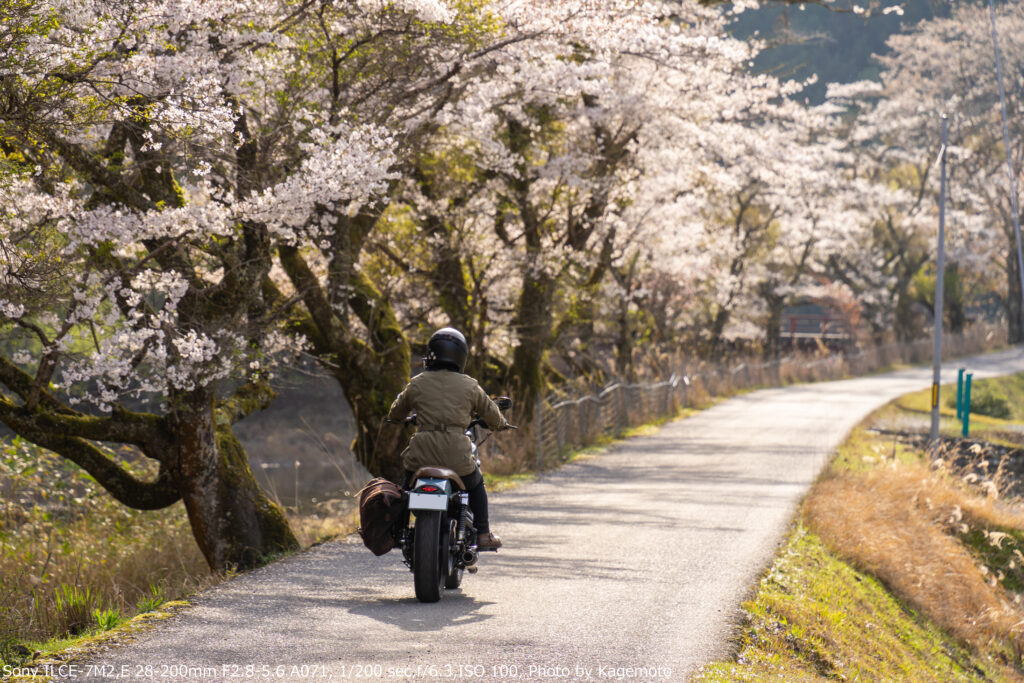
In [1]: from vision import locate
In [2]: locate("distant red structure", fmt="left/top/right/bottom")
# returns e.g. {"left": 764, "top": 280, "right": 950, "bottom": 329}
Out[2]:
{"left": 780, "top": 302, "right": 853, "bottom": 349}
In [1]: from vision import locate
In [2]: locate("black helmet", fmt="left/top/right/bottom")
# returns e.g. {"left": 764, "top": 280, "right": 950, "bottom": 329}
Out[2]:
{"left": 425, "top": 327, "right": 468, "bottom": 372}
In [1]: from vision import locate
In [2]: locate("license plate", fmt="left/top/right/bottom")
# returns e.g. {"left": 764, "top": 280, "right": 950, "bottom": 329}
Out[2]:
{"left": 408, "top": 492, "right": 448, "bottom": 511}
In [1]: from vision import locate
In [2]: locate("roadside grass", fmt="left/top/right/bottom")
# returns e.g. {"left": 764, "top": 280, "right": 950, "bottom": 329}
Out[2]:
{"left": 287, "top": 508, "right": 358, "bottom": 547}
{"left": 699, "top": 371, "right": 1024, "bottom": 682}
{"left": 0, "top": 437, "right": 357, "bottom": 667}
{"left": 2, "top": 601, "right": 191, "bottom": 681}
{"left": 0, "top": 438, "right": 214, "bottom": 665}
{"left": 698, "top": 527, "right": 1011, "bottom": 682}
{"left": 806, "top": 464, "right": 1024, "bottom": 657}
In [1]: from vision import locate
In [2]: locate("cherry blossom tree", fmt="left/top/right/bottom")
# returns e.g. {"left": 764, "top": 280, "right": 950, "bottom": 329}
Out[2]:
{"left": 0, "top": 0, "right": 457, "bottom": 569}
{"left": 3, "top": 0, "right": 941, "bottom": 540}
{"left": 264, "top": 0, "right": 537, "bottom": 479}
{"left": 825, "top": 3, "right": 1024, "bottom": 341}
{"left": 415, "top": 0, "right": 826, "bottom": 394}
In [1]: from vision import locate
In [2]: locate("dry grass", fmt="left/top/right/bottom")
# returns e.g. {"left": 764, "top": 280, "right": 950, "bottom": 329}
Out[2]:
{"left": 806, "top": 462, "right": 1024, "bottom": 655}
{"left": 0, "top": 437, "right": 356, "bottom": 659}
{"left": 698, "top": 525, "right": 1017, "bottom": 682}
{"left": 479, "top": 421, "right": 537, "bottom": 477}
{"left": 0, "top": 439, "right": 214, "bottom": 653}
{"left": 286, "top": 507, "right": 358, "bottom": 547}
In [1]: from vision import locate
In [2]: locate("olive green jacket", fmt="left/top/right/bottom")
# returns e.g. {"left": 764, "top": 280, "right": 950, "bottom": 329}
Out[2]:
{"left": 387, "top": 369, "right": 507, "bottom": 476}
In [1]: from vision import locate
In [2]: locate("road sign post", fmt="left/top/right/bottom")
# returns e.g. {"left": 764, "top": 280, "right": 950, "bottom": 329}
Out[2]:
{"left": 956, "top": 367, "right": 965, "bottom": 419}
{"left": 962, "top": 373, "right": 973, "bottom": 437}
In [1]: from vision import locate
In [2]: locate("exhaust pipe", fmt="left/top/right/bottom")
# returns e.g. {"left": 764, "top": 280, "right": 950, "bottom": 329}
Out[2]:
{"left": 461, "top": 549, "right": 478, "bottom": 566}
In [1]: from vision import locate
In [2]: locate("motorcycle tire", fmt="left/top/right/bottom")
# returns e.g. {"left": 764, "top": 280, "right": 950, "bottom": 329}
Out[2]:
{"left": 444, "top": 517, "right": 463, "bottom": 590}
{"left": 413, "top": 511, "right": 445, "bottom": 602}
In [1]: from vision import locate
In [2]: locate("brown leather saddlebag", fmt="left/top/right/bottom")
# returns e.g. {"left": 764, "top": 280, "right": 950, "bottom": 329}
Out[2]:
{"left": 357, "top": 478, "right": 404, "bottom": 556}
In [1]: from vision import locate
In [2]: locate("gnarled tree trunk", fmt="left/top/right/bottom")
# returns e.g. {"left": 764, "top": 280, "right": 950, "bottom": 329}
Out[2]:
{"left": 276, "top": 238, "right": 410, "bottom": 482}
{"left": 171, "top": 387, "right": 297, "bottom": 571}
{"left": 0, "top": 361, "right": 298, "bottom": 572}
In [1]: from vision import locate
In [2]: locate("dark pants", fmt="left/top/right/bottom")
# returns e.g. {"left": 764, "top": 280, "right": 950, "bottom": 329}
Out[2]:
{"left": 404, "top": 468, "right": 490, "bottom": 534}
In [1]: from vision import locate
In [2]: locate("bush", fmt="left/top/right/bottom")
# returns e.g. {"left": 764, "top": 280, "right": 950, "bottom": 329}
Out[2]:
{"left": 970, "top": 389, "right": 1011, "bottom": 419}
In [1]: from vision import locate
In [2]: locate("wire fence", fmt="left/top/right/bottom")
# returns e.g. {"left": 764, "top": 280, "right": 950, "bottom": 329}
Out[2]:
{"left": 531, "top": 323, "right": 1008, "bottom": 472}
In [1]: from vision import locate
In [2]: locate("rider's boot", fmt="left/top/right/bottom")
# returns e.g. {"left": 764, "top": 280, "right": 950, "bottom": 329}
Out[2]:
{"left": 477, "top": 531, "right": 502, "bottom": 550}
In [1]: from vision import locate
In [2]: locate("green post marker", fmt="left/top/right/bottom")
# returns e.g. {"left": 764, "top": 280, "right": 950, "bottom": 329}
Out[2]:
{"left": 962, "top": 373, "right": 973, "bottom": 437}
{"left": 956, "top": 367, "right": 965, "bottom": 419}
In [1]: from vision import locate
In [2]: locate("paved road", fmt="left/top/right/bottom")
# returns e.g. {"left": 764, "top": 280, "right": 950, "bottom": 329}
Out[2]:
{"left": 67, "top": 348, "right": 1024, "bottom": 683}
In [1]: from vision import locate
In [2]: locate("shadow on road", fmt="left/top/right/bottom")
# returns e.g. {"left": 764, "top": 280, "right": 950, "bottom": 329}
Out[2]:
{"left": 346, "top": 594, "right": 496, "bottom": 632}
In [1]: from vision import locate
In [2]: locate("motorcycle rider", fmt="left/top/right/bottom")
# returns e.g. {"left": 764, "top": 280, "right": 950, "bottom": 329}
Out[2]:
{"left": 387, "top": 327, "right": 508, "bottom": 550}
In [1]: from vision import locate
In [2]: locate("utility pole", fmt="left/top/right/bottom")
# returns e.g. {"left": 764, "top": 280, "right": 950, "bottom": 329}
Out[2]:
{"left": 931, "top": 116, "right": 948, "bottom": 443}
{"left": 988, "top": 0, "right": 1024, "bottom": 340}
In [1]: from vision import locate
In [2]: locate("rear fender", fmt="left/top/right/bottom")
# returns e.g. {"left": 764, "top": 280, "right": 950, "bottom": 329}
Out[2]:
{"left": 408, "top": 477, "right": 452, "bottom": 511}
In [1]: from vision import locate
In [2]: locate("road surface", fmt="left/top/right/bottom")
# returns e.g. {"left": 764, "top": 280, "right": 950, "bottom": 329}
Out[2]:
{"left": 63, "top": 347, "right": 1024, "bottom": 682}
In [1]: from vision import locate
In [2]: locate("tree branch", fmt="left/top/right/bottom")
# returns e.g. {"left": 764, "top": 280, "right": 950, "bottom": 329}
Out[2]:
{"left": 215, "top": 382, "right": 277, "bottom": 427}
{"left": 0, "top": 396, "right": 179, "bottom": 510}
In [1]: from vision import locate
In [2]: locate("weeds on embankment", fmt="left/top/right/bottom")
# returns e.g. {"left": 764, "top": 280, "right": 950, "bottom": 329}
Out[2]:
{"left": 807, "top": 464, "right": 1024, "bottom": 660}
{"left": 700, "top": 372, "right": 1024, "bottom": 681}
{"left": 0, "top": 437, "right": 355, "bottom": 664}
{"left": 0, "top": 439, "right": 212, "bottom": 662}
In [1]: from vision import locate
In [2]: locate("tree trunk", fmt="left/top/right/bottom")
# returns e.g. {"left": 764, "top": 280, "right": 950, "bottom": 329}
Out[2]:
{"left": 706, "top": 307, "right": 730, "bottom": 359}
{"left": 511, "top": 273, "right": 555, "bottom": 415}
{"left": 893, "top": 280, "right": 918, "bottom": 342}
{"left": 763, "top": 293, "right": 784, "bottom": 360}
{"left": 427, "top": 217, "right": 473, "bottom": 333}
{"left": 614, "top": 295, "right": 634, "bottom": 382}
{"left": 331, "top": 359, "right": 410, "bottom": 483}
{"left": 171, "top": 388, "right": 297, "bottom": 572}
{"left": 275, "top": 241, "right": 411, "bottom": 481}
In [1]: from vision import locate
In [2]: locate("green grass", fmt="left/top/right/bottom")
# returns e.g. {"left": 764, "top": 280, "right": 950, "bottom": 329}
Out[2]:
{"left": 2, "top": 601, "right": 192, "bottom": 680}
{"left": 697, "top": 527, "right": 1016, "bottom": 682}
{"left": 483, "top": 471, "right": 538, "bottom": 492}
{"left": 700, "top": 371, "right": 1024, "bottom": 682}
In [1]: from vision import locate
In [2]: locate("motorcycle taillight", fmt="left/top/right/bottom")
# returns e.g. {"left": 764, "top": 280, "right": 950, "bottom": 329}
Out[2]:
{"left": 419, "top": 485, "right": 440, "bottom": 493}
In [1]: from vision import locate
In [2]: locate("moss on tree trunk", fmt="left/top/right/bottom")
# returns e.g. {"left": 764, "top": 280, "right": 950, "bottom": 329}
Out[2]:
{"left": 172, "top": 388, "right": 298, "bottom": 571}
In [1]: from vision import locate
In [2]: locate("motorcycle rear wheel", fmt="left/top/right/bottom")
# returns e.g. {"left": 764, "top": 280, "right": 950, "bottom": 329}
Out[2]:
{"left": 413, "top": 511, "right": 445, "bottom": 602}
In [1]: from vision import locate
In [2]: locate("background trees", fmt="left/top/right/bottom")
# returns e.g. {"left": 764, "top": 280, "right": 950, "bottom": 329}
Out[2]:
{"left": 822, "top": 3, "right": 1024, "bottom": 342}
{"left": 2, "top": 0, "right": 1022, "bottom": 566}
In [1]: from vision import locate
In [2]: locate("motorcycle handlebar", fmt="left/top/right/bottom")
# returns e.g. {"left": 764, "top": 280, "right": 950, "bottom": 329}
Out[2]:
{"left": 467, "top": 418, "right": 518, "bottom": 432}
{"left": 401, "top": 410, "right": 516, "bottom": 431}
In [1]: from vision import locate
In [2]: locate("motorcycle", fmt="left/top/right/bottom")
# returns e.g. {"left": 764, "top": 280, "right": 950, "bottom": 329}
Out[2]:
{"left": 396, "top": 397, "right": 514, "bottom": 603}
